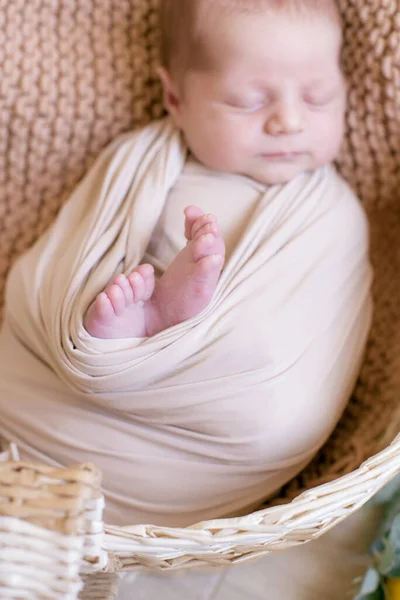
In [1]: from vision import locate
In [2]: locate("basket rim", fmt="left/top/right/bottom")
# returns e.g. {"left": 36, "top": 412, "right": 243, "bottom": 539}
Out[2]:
{"left": 97, "top": 431, "right": 400, "bottom": 569}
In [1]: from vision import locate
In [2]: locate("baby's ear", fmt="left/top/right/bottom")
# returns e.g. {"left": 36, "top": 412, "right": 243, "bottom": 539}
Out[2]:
{"left": 157, "top": 67, "right": 183, "bottom": 126}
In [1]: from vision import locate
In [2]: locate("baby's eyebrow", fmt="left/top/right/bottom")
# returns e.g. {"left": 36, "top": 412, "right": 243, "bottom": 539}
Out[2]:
{"left": 306, "top": 78, "right": 330, "bottom": 88}
{"left": 307, "top": 74, "right": 342, "bottom": 87}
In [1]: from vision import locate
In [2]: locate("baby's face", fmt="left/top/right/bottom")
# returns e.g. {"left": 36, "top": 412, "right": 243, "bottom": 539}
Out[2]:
{"left": 169, "top": 10, "right": 346, "bottom": 185}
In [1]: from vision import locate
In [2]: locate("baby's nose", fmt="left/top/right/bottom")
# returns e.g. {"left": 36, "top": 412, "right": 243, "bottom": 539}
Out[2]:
{"left": 265, "top": 101, "right": 305, "bottom": 136}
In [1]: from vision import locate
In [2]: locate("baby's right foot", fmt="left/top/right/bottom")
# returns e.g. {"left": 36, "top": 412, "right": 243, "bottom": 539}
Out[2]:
{"left": 144, "top": 206, "right": 225, "bottom": 336}
{"left": 84, "top": 264, "right": 155, "bottom": 338}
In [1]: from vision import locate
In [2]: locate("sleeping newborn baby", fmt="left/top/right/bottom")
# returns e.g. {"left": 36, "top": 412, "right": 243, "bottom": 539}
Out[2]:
{"left": 84, "top": 0, "right": 349, "bottom": 339}
{"left": 0, "top": 0, "right": 373, "bottom": 528}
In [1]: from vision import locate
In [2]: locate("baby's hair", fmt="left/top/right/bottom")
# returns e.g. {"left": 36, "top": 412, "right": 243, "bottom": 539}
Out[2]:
{"left": 160, "top": 0, "right": 342, "bottom": 79}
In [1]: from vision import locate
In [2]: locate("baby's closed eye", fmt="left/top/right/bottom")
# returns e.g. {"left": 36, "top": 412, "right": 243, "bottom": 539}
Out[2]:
{"left": 303, "top": 86, "right": 342, "bottom": 108}
{"left": 224, "top": 97, "right": 266, "bottom": 112}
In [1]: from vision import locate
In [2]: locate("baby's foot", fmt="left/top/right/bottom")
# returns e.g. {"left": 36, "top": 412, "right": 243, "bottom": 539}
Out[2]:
{"left": 145, "top": 206, "right": 225, "bottom": 336}
{"left": 84, "top": 264, "right": 155, "bottom": 338}
{"left": 84, "top": 207, "right": 225, "bottom": 339}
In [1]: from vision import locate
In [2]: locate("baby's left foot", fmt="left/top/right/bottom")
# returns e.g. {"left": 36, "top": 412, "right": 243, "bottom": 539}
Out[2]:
{"left": 83, "top": 264, "right": 155, "bottom": 338}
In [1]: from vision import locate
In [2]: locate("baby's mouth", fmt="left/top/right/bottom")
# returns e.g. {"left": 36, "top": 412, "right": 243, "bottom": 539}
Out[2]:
{"left": 261, "top": 152, "right": 302, "bottom": 160}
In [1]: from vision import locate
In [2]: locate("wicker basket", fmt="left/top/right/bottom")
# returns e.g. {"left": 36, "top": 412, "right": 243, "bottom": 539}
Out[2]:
{"left": 0, "top": 0, "right": 400, "bottom": 598}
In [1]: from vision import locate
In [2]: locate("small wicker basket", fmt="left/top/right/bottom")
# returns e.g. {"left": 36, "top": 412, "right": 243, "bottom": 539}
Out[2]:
{"left": 0, "top": 0, "right": 400, "bottom": 598}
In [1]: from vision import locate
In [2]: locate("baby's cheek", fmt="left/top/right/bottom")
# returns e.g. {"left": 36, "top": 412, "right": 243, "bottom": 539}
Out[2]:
{"left": 218, "top": 122, "right": 257, "bottom": 165}
{"left": 187, "top": 115, "right": 254, "bottom": 173}
{"left": 205, "top": 124, "right": 246, "bottom": 169}
{"left": 313, "top": 115, "right": 344, "bottom": 164}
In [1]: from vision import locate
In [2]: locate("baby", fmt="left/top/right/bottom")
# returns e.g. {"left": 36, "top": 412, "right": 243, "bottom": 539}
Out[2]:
{"left": 0, "top": 0, "right": 373, "bottom": 528}
{"left": 84, "top": 0, "right": 346, "bottom": 339}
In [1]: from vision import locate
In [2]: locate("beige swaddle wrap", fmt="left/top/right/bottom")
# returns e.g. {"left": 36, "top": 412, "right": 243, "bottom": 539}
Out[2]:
{"left": 0, "top": 118, "right": 372, "bottom": 527}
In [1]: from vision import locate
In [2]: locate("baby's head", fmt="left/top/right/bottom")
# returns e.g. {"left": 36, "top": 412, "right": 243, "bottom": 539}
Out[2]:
{"left": 159, "top": 0, "right": 346, "bottom": 185}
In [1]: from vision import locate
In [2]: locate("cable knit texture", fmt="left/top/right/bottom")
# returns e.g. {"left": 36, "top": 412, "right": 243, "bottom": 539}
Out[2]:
{"left": 0, "top": 0, "right": 399, "bottom": 501}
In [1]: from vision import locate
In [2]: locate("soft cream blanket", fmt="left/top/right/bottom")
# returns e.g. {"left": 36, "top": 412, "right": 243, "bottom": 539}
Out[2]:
{"left": 0, "top": 118, "right": 372, "bottom": 527}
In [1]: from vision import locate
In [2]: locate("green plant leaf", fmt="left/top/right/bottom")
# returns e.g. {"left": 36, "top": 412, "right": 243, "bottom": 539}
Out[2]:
{"left": 378, "top": 539, "right": 396, "bottom": 575}
{"left": 390, "top": 514, "right": 400, "bottom": 551}
{"left": 354, "top": 569, "right": 385, "bottom": 600}
{"left": 386, "top": 565, "right": 400, "bottom": 578}
{"left": 377, "top": 515, "right": 400, "bottom": 578}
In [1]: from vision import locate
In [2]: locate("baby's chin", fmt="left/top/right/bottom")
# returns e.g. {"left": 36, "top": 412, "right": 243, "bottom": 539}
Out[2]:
{"left": 240, "top": 164, "right": 307, "bottom": 186}
{"left": 240, "top": 156, "right": 328, "bottom": 186}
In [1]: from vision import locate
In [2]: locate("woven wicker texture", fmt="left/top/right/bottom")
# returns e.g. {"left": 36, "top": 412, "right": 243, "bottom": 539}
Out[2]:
{"left": 78, "top": 574, "right": 119, "bottom": 599}
{"left": 0, "top": 457, "right": 105, "bottom": 598}
{"left": 0, "top": 0, "right": 399, "bottom": 590}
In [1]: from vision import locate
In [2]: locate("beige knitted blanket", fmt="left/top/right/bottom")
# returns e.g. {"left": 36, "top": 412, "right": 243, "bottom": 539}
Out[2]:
{"left": 0, "top": 118, "right": 372, "bottom": 526}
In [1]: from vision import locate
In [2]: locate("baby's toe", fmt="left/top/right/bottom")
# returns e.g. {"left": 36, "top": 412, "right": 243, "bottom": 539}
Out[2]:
{"left": 114, "top": 274, "right": 134, "bottom": 305}
{"left": 191, "top": 234, "right": 217, "bottom": 262}
{"left": 184, "top": 206, "right": 205, "bottom": 241}
{"left": 192, "top": 220, "right": 221, "bottom": 242}
{"left": 191, "top": 214, "right": 218, "bottom": 240}
{"left": 94, "top": 292, "right": 116, "bottom": 320}
{"left": 106, "top": 284, "right": 128, "bottom": 316}
{"left": 127, "top": 271, "right": 146, "bottom": 302}
{"left": 135, "top": 264, "right": 155, "bottom": 300}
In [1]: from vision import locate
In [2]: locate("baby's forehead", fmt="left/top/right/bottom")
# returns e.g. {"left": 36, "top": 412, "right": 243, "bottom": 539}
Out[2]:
{"left": 161, "top": 1, "right": 342, "bottom": 84}
{"left": 196, "top": 0, "right": 342, "bottom": 33}
{"left": 202, "top": 10, "right": 342, "bottom": 75}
